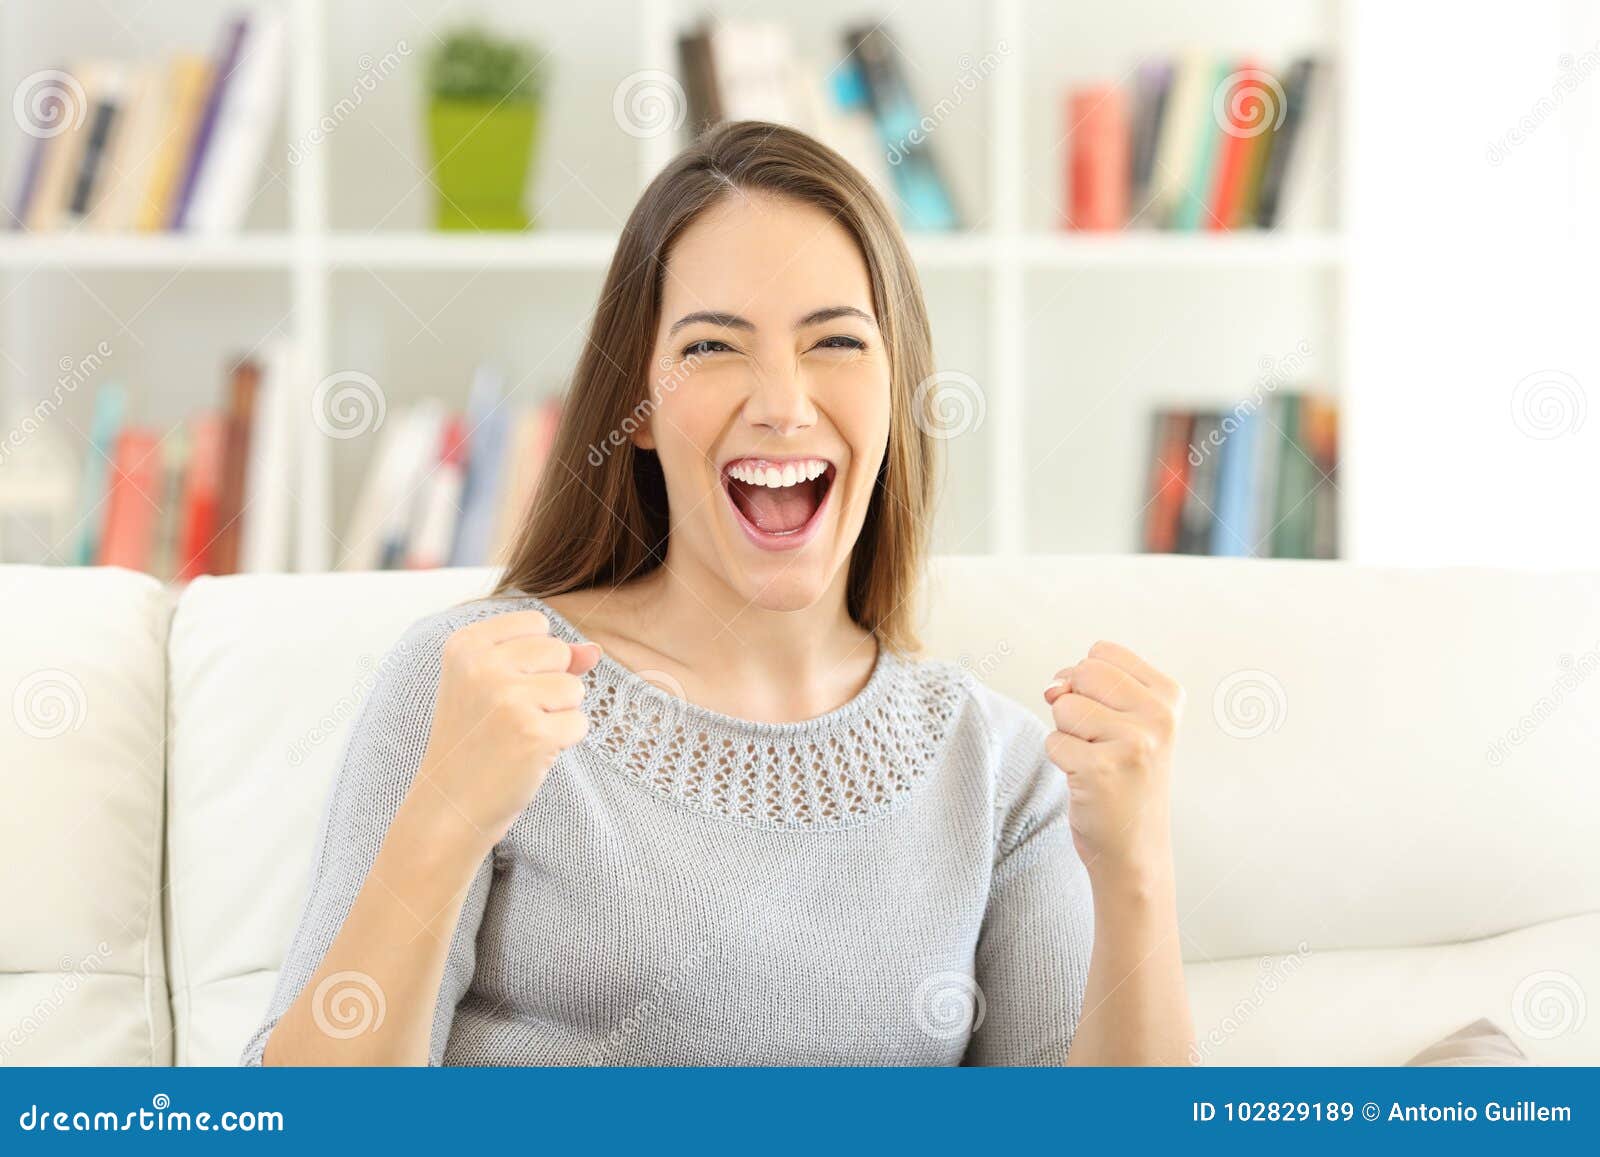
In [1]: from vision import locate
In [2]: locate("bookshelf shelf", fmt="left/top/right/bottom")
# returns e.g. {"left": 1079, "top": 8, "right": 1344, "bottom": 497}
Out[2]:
{"left": 0, "top": 230, "right": 1343, "bottom": 274}
{"left": 0, "top": 0, "right": 1352, "bottom": 571}
{"left": 0, "top": 234, "right": 296, "bottom": 270}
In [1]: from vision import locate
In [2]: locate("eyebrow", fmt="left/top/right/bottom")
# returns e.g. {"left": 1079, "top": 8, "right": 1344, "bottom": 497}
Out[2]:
{"left": 666, "top": 305, "right": 878, "bottom": 336}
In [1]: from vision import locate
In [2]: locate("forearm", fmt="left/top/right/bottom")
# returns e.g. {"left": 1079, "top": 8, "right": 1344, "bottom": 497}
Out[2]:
{"left": 1067, "top": 864, "right": 1194, "bottom": 1066}
{"left": 261, "top": 793, "right": 487, "bottom": 1066}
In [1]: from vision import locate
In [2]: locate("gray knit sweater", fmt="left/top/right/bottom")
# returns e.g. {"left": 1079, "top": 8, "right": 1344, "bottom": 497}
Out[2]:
{"left": 239, "top": 594, "right": 1094, "bottom": 1066}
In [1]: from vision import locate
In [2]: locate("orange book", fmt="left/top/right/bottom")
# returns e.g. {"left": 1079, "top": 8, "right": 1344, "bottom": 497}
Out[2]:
{"left": 97, "top": 427, "right": 162, "bottom": 571}
{"left": 1143, "top": 411, "right": 1193, "bottom": 554}
{"left": 1065, "top": 85, "right": 1129, "bottom": 231}
{"left": 176, "top": 412, "right": 225, "bottom": 581}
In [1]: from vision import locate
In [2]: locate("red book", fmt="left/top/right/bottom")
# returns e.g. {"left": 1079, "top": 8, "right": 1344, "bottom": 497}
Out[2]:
{"left": 176, "top": 412, "right": 225, "bottom": 581}
{"left": 97, "top": 428, "right": 163, "bottom": 571}
{"left": 1065, "top": 85, "right": 1129, "bottom": 231}
{"left": 1208, "top": 63, "right": 1267, "bottom": 231}
{"left": 1144, "top": 412, "right": 1194, "bottom": 553}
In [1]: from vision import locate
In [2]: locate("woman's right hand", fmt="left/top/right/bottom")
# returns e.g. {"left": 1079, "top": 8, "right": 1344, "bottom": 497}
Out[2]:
{"left": 409, "top": 610, "right": 601, "bottom": 857}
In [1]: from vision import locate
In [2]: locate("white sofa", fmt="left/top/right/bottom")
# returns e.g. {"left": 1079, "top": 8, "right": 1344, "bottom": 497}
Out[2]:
{"left": 1, "top": 556, "right": 1596, "bottom": 1066}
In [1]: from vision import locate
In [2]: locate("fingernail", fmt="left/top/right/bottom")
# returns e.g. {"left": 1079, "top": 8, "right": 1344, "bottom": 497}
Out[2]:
{"left": 1044, "top": 679, "right": 1068, "bottom": 703}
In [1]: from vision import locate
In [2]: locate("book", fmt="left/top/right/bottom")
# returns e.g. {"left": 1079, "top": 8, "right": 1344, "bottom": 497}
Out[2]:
{"left": 1142, "top": 410, "right": 1193, "bottom": 554}
{"left": 1209, "top": 406, "right": 1261, "bottom": 556}
{"left": 1066, "top": 85, "right": 1129, "bottom": 231}
{"left": 72, "top": 383, "right": 126, "bottom": 565}
{"left": 406, "top": 415, "right": 468, "bottom": 569}
{"left": 1127, "top": 61, "right": 1173, "bottom": 224}
{"left": 490, "top": 401, "right": 561, "bottom": 566}
{"left": 209, "top": 356, "right": 261, "bottom": 574}
{"left": 1206, "top": 62, "right": 1263, "bottom": 232}
{"left": 1171, "top": 61, "right": 1230, "bottom": 230}
{"left": 238, "top": 339, "right": 296, "bottom": 572}
{"left": 1254, "top": 58, "right": 1317, "bottom": 228}
{"left": 176, "top": 412, "right": 225, "bottom": 580}
{"left": 88, "top": 64, "right": 162, "bottom": 230}
{"left": 137, "top": 56, "right": 213, "bottom": 231}
{"left": 169, "top": 16, "right": 247, "bottom": 229}
{"left": 184, "top": 6, "right": 286, "bottom": 233}
{"left": 1177, "top": 412, "right": 1224, "bottom": 553}
{"left": 448, "top": 366, "right": 510, "bottom": 567}
{"left": 846, "top": 24, "right": 960, "bottom": 230}
{"left": 26, "top": 67, "right": 91, "bottom": 231}
{"left": 1146, "top": 53, "right": 1211, "bottom": 228}
{"left": 66, "top": 64, "right": 126, "bottom": 221}
{"left": 150, "top": 424, "right": 190, "bottom": 581}
{"left": 97, "top": 427, "right": 162, "bottom": 571}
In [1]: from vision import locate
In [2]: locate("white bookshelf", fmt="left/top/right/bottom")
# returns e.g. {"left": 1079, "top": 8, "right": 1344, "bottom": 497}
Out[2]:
{"left": 0, "top": 0, "right": 1350, "bottom": 567}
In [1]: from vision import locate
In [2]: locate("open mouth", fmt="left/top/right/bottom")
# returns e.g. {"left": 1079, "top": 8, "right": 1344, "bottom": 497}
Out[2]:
{"left": 721, "top": 456, "right": 836, "bottom": 550}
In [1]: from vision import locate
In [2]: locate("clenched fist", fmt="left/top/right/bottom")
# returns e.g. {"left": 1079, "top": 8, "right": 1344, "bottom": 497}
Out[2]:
{"left": 1042, "top": 640, "right": 1184, "bottom": 882}
{"left": 409, "top": 610, "right": 601, "bottom": 856}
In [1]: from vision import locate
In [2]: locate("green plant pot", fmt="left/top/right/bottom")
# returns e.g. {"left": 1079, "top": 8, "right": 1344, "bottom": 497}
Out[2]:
{"left": 426, "top": 97, "right": 539, "bottom": 231}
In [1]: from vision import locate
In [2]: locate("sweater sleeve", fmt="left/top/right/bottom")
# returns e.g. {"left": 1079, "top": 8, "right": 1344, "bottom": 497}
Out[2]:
{"left": 239, "top": 609, "right": 496, "bottom": 1066}
{"left": 962, "top": 689, "right": 1095, "bottom": 1066}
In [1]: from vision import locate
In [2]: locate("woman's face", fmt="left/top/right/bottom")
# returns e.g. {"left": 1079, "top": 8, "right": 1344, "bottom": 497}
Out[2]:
{"left": 635, "top": 191, "right": 892, "bottom": 616}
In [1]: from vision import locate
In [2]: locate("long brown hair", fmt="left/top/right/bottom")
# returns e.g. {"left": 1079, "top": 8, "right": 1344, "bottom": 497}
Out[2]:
{"left": 492, "top": 120, "right": 937, "bottom": 653}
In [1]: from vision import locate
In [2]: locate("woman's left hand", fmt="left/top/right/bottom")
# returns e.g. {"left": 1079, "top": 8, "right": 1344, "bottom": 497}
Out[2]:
{"left": 1043, "top": 641, "right": 1185, "bottom": 884}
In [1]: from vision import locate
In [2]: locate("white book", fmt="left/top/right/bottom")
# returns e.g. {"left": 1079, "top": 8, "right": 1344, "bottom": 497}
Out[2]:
{"left": 238, "top": 338, "right": 296, "bottom": 572}
{"left": 710, "top": 21, "right": 796, "bottom": 124}
{"left": 185, "top": 6, "right": 287, "bottom": 234}
{"left": 90, "top": 64, "right": 164, "bottom": 231}
{"left": 1277, "top": 60, "right": 1336, "bottom": 233}
{"left": 338, "top": 400, "right": 445, "bottom": 571}
{"left": 405, "top": 430, "right": 465, "bottom": 569}
{"left": 1146, "top": 52, "right": 1211, "bottom": 227}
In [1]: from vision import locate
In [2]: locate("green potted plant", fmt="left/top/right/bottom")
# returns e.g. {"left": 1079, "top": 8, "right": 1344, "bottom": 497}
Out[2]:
{"left": 426, "top": 28, "right": 545, "bottom": 230}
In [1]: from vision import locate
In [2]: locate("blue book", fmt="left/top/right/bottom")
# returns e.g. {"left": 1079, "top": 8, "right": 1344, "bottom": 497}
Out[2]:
{"left": 72, "top": 383, "right": 127, "bottom": 565}
{"left": 448, "top": 365, "right": 510, "bottom": 567}
{"left": 1210, "top": 405, "right": 1260, "bottom": 556}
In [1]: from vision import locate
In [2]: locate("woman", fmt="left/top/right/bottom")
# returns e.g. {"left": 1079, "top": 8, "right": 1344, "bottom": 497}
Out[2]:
{"left": 243, "top": 121, "right": 1192, "bottom": 1066}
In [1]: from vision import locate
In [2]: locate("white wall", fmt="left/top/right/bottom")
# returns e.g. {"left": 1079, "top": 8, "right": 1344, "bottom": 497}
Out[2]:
{"left": 1347, "top": 0, "right": 1600, "bottom": 566}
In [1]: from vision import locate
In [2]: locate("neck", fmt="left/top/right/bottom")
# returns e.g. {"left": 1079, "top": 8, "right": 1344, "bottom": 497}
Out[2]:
{"left": 626, "top": 551, "right": 877, "bottom": 723}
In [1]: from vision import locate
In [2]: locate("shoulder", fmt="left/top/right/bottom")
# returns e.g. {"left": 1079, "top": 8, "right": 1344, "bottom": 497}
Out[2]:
{"left": 893, "top": 652, "right": 1051, "bottom": 787}
{"left": 386, "top": 592, "right": 567, "bottom": 679}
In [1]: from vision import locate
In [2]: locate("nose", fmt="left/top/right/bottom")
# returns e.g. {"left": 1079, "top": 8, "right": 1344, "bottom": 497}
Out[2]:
{"left": 742, "top": 363, "right": 817, "bottom": 437}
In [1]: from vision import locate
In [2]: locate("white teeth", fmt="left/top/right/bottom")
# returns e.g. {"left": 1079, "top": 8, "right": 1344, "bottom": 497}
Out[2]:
{"left": 726, "top": 458, "right": 830, "bottom": 488}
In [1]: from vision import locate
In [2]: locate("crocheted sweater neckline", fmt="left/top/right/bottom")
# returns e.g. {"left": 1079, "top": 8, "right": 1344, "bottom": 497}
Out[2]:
{"left": 524, "top": 595, "right": 965, "bottom": 830}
